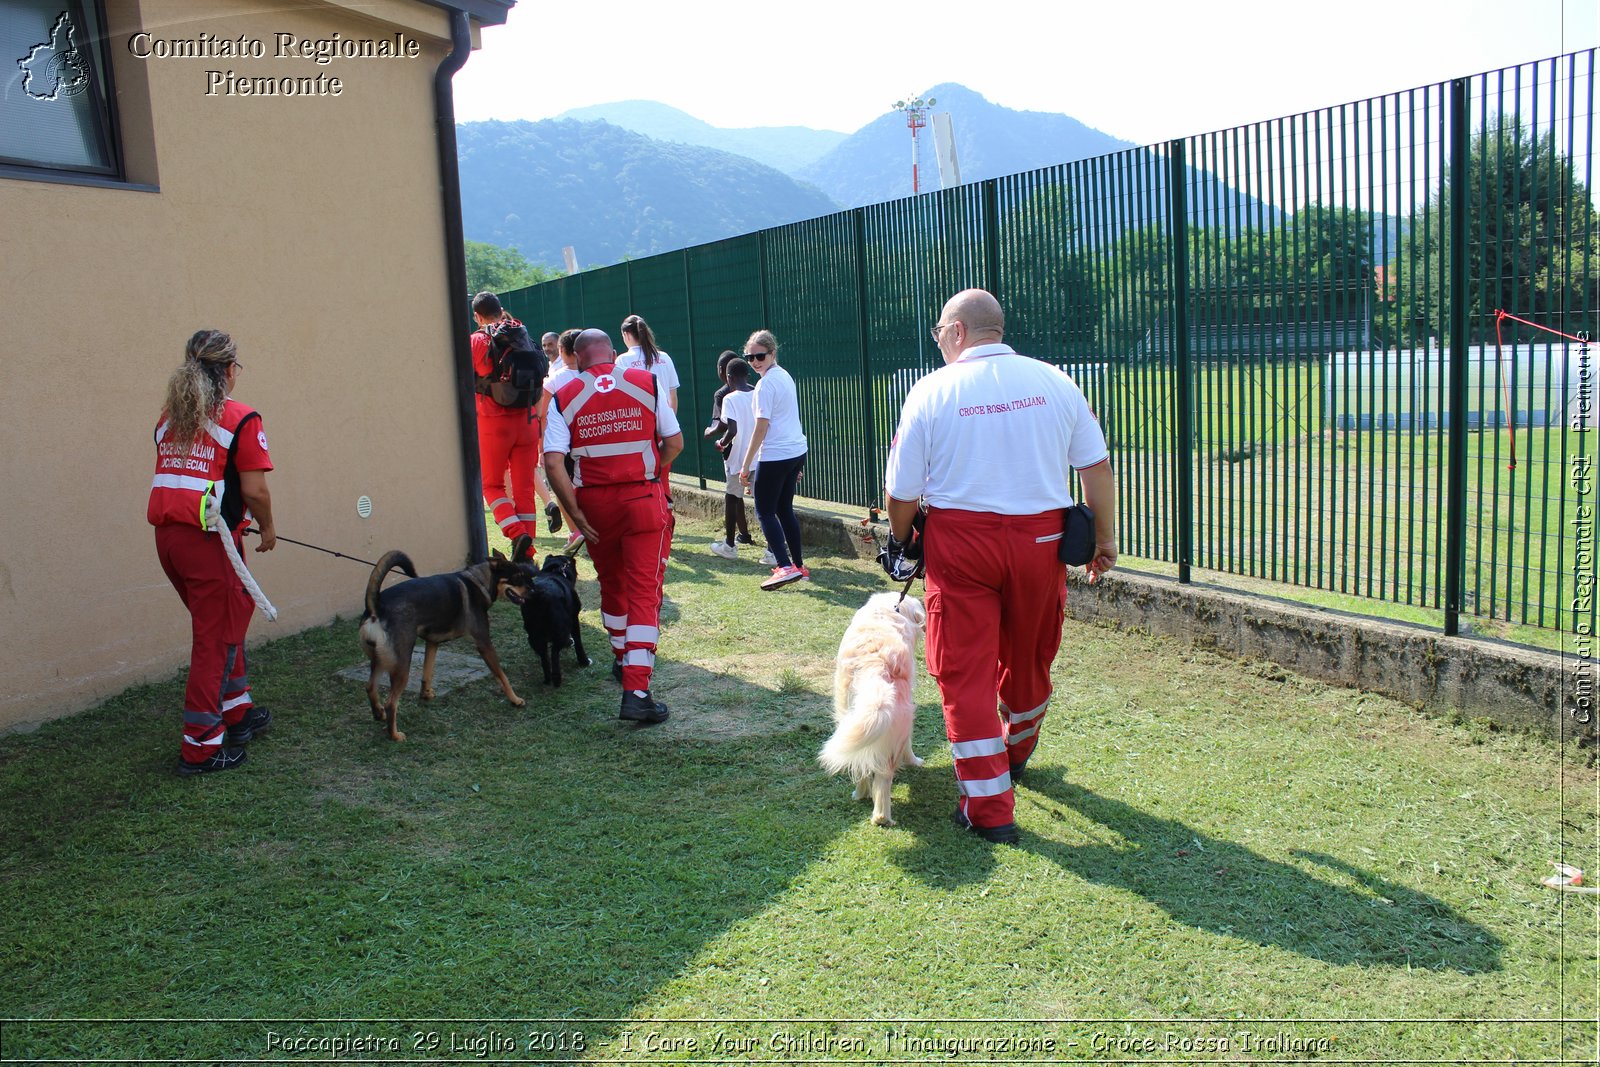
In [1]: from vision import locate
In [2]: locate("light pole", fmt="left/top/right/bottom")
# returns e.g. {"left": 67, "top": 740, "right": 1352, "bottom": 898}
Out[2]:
{"left": 892, "top": 95, "right": 936, "bottom": 194}
{"left": 893, "top": 95, "right": 937, "bottom": 364}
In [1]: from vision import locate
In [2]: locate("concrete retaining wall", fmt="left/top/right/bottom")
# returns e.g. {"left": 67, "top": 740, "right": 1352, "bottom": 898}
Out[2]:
{"left": 670, "top": 480, "right": 1596, "bottom": 744}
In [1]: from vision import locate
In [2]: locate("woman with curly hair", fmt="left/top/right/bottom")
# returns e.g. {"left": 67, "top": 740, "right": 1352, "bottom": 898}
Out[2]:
{"left": 148, "top": 329, "right": 276, "bottom": 776}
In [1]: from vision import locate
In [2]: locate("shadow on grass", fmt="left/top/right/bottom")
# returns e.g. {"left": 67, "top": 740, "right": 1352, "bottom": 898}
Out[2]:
{"left": 891, "top": 771, "right": 1502, "bottom": 973}
{"left": 0, "top": 634, "right": 855, "bottom": 1060}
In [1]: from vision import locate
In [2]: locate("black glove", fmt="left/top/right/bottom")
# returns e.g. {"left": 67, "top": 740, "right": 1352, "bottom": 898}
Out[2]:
{"left": 902, "top": 508, "right": 927, "bottom": 560}
{"left": 878, "top": 534, "right": 924, "bottom": 582}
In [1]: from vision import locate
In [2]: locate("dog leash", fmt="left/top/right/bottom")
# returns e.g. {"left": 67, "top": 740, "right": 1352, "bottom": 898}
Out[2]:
{"left": 243, "top": 527, "right": 377, "bottom": 568}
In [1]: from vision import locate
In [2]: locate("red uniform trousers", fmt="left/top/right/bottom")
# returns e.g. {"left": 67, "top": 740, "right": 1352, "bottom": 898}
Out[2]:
{"left": 579, "top": 480, "right": 672, "bottom": 692}
{"left": 478, "top": 411, "right": 542, "bottom": 542}
{"left": 155, "top": 523, "right": 257, "bottom": 764}
{"left": 923, "top": 507, "right": 1067, "bottom": 829}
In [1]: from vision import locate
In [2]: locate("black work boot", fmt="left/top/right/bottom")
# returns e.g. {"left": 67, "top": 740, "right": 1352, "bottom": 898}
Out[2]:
{"left": 175, "top": 747, "right": 249, "bottom": 776}
{"left": 225, "top": 705, "right": 272, "bottom": 745}
{"left": 619, "top": 690, "right": 669, "bottom": 725}
{"left": 951, "top": 807, "right": 1021, "bottom": 844}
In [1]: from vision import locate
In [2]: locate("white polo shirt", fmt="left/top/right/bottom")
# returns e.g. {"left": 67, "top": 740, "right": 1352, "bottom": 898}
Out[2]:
{"left": 752, "top": 363, "right": 807, "bottom": 462}
{"left": 615, "top": 348, "right": 680, "bottom": 393}
{"left": 544, "top": 362, "right": 579, "bottom": 397}
{"left": 883, "top": 343, "right": 1108, "bottom": 513}
{"left": 543, "top": 369, "right": 681, "bottom": 455}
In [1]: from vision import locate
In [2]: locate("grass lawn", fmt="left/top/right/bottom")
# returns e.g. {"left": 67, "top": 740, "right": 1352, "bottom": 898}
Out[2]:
{"left": 0, "top": 512, "right": 1594, "bottom": 1063}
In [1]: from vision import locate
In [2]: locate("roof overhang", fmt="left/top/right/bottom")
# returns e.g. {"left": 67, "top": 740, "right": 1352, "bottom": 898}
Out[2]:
{"left": 420, "top": 0, "right": 514, "bottom": 27}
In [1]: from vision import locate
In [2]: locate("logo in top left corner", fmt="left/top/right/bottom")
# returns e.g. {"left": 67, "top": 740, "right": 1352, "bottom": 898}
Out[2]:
{"left": 17, "top": 11, "right": 91, "bottom": 101}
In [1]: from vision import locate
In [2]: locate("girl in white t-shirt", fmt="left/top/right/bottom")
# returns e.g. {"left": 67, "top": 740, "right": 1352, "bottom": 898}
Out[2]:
{"left": 738, "top": 329, "right": 810, "bottom": 590}
{"left": 616, "top": 314, "right": 679, "bottom": 412}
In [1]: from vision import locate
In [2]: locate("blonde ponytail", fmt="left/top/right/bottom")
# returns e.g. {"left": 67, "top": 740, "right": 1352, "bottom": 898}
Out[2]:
{"left": 161, "top": 329, "right": 235, "bottom": 452}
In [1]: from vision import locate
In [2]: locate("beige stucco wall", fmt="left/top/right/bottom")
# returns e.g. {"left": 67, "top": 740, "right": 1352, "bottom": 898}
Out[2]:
{"left": 0, "top": 0, "right": 484, "bottom": 729}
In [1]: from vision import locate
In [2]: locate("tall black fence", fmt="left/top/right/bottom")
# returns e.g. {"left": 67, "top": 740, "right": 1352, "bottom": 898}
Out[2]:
{"left": 505, "top": 50, "right": 1598, "bottom": 635}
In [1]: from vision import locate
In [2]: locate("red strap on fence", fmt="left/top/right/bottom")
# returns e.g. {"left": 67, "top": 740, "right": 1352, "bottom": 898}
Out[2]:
{"left": 1491, "top": 310, "right": 1596, "bottom": 472}
{"left": 1494, "top": 308, "right": 1592, "bottom": 344}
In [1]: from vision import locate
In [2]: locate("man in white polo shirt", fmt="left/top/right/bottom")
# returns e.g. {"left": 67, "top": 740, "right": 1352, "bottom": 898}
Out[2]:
{"left": 883, "top": 288, "right": 1117, "bottom": 843}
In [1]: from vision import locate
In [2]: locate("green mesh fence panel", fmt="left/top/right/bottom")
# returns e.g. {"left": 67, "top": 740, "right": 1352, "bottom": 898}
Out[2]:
{"left": 500, "top": 49, "right": 1596, "bottom": 631}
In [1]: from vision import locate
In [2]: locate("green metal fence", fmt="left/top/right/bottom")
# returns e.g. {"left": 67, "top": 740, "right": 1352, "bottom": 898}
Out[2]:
{"left": 503, "top": 49, "right": 1598, "bottom": 636}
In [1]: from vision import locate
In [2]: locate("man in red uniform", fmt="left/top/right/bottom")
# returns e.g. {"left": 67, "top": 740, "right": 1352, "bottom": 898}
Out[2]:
{"left": 471, "top": 291, "right": 545, "bottom": 559}
{"left": 149, "top": 331, "right": 277, "bottom": 775}
{"left": 544, "top": 328, "right": 683, "bottom": 724}
{"left": 883, "top": 289, "right": 1117, "bottom": 842}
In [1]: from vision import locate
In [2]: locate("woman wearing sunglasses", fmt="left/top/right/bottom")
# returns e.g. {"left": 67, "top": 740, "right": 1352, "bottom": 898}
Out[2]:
{"left": 738, "top": 330, "right": 810, "bottom": 589}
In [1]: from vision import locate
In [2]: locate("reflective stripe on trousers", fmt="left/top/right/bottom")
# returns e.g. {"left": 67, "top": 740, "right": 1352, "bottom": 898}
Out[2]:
{"left": 156, "top": 523, "right": 257, "bottom": 763}
{"left": 923, "top": 507, "right": 1066, "bottom": 829}
{"left": 578, "top": 481, "right": 672, "bottom": 693}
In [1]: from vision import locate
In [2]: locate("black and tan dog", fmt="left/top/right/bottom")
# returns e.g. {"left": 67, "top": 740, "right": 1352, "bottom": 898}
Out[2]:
{"left": 359, "top": 549, "right": 532, "bottom": 741}
{"left": 519, "top": 552, "right": 592, "bottom": 687}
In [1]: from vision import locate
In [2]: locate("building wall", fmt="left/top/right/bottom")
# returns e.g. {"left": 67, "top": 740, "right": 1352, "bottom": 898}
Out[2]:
{"left": 0, "top": 0, "right": 481, "bottom": 729}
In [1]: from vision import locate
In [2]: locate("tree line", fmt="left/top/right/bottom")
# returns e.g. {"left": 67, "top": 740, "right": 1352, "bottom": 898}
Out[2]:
{"left": 1023, "top": 121, "right": 1597, "bottom": 360}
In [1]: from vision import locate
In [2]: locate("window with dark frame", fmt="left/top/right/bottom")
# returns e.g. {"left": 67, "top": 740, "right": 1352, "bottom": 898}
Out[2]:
{"left": 1, "top": 0, "right": 119, "bottom": 177}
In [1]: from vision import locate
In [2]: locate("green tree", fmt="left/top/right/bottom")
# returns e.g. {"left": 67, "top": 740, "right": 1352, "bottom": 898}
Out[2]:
{"left": 464, "top": 239, "right": 561, "bottom": 299}
{"left": 1098, "top": 224, "right": 1172, "bottom": 361}
{"left": 997, "top": 181, "right": 1102, "bottom": 359}
{"left": 1098, "top": 211, "right": 1381, "bottom": 361}
{"left": 1394, "top": 119, "right": 1599, "bottom": 345}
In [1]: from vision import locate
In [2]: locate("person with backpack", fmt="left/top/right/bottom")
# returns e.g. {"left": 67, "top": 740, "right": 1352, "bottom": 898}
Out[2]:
{"left": 470, "top": 291, "right": 550, "bottom": 561}
{"left": 149, "top": 329, "right": 276, "bottom": 776}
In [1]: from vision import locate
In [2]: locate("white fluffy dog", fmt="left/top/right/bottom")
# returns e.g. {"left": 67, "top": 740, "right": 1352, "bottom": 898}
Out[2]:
{"left": 819, "top": 592, "right": 927, "bottom": 826}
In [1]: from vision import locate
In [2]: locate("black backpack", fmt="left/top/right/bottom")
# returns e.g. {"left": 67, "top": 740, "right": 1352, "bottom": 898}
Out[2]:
{"left": 475, "top": 319, "right": 548, "bottom": 408}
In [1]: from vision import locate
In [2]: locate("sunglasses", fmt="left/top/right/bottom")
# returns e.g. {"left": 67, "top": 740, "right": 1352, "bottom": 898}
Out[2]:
{"left": 747, "top": 350, "right": 770, "bottom": 360}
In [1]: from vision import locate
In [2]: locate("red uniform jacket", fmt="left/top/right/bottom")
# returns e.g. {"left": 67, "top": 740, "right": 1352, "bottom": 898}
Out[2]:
{"left": 551, "top": 364, "right": 663, "bottom": 487}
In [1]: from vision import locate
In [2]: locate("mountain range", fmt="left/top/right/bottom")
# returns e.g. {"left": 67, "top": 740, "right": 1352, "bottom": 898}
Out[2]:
{"left": 797, "top": 83, "right": 1137, "bottom": 208}
{"left": 550, "top": 84, "right": 1139, "bottom": 209}
{"left": 556, "top": 100, "right": 847, "bottom": 175}
{"left": 457, "top": 85, "right": 1322, "bottom": 271}
{"left": 456, "top": 119, "right": 837, "bottom": 270}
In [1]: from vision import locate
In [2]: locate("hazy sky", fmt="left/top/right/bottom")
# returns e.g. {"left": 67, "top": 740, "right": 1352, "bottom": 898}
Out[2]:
{"left": 453, "top": 0, "right": 1598, "bottom": 145}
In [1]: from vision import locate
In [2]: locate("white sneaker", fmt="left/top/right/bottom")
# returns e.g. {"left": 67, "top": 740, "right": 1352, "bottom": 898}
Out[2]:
{"left": 760, "top": 549, "right": 778, "bottom": 566}
{"left": 709, "top": 540, "right": 737, "bottom": 560}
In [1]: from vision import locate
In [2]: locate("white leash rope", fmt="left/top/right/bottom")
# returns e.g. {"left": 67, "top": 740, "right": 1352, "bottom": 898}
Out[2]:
{"left": 205, "top": 489, "right": 278, "bottom": 621}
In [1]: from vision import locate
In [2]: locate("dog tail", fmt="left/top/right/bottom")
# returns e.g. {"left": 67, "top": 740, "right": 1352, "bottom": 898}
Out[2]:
{"left": 364, "top": 550, "right": 417, "bottom": 620}
{"left": 818, "top": 672, "right": 902, "bottom": 781}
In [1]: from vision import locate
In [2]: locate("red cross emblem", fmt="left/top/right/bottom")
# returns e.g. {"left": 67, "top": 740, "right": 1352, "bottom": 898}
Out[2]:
{"left": 594, "top": 374, "right": 616, "bottom": 393}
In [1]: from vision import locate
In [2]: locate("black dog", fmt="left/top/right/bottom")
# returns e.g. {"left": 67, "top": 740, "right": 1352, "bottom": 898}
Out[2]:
{"left": 519, "top": 553, "right": 592, "bottom": 686}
